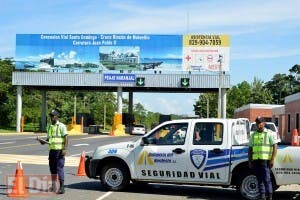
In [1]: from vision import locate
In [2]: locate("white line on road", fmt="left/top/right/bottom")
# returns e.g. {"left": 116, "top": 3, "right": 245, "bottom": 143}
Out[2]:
{"left": 96, "top": 191, "right": 113, "bottom": 200}
{"left": 0, "top": 141, "right": 15, "bottom": 145}
{"left": 70, "top": 151, "right": 94, "bottom": 157}
{"left": 73, "top": 143, "right": 90, "bottom": 146}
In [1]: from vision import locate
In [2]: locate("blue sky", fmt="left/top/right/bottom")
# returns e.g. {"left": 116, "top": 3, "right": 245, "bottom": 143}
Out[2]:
{"left": 1, "top": 0, "right": 300, "bottom": 115}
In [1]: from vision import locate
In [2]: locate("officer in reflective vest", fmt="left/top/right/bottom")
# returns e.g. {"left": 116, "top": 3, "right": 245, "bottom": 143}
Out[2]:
{"left": 40, "top": 109, "right": 68, "bottom": 194}
{"left": 248, "top": 117, "right": 277, "bottom": 200}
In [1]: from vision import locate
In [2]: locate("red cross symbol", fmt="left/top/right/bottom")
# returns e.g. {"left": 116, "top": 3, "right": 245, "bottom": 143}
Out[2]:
{"left": 185, "top": 55, "right": 191, "bottom": 61}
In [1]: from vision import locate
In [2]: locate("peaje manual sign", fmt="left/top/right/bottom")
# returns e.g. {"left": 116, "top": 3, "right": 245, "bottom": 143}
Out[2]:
{"left": 103, "top": 74, "right": 136, "bottom": 82}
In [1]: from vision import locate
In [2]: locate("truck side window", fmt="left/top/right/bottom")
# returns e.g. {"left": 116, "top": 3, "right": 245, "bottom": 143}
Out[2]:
{"left": 193, "top": 122, "right": 223, "bottom": 145}
{"left": 148, "top": 123, "right": 188, "bottom": 145}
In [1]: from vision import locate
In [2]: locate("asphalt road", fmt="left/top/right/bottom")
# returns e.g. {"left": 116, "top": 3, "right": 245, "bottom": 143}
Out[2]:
{"left": 0, "top": 133, "right": 299, "bottom": 200}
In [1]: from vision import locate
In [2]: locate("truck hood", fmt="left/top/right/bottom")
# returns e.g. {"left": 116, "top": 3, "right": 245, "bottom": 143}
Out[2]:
{"left": 92, "top": 140, "right": 138, "bottom": 159}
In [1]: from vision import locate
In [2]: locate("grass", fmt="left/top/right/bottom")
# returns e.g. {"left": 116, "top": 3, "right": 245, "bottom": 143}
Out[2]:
{"left": 0, "top": 128, "right": 16, "bottom": 133}
{"left": 0, "top": 123, "right": 40, "bottom": 133}
{"left": 23, "top": 123, "right": 40, "bottom": 132}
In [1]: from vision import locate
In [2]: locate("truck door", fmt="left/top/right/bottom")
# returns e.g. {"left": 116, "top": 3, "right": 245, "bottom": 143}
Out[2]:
{"left": 135, "top": 122, "right": 189, "bottom": 181}
{"left": 187, "top": 121, "right": 230, "bottom": 184}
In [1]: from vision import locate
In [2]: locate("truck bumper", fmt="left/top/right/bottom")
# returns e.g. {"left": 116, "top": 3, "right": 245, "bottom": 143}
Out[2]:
{"left": 85, "top": 156, "right": 100, "bottom": 179}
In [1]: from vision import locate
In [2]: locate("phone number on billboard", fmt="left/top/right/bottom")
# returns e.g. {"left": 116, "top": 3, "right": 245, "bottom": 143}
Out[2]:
{"left": 189, "top": 39, "right": 222, "bottom": 46}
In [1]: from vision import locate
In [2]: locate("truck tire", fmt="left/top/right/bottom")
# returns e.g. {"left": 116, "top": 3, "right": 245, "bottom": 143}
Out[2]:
{"left": 85, "top": 157, "right": 91, "bottom": 178}
{"left": 237, "top": 171, "right": 279, "bottom": 199}
{"left": 237, "top": 172, "right": 260, "bottom": 200}
{"left": 100, "top": 163, "right": 130, "bottom": 191}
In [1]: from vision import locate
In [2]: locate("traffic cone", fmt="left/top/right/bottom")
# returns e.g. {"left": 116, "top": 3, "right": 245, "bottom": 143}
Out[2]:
{"left": 8, "top": 161, "right": 28, "bottom": 197}
{"left": 76, "top": 151, "right": 86, "bottom": 176}
{"left": 291, "top": 129, "right": 299, "bottom": 146}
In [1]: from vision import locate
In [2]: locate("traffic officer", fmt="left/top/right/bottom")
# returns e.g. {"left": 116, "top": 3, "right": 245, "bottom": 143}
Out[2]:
{"left": 39, "top": 109, "right": 68, "bottom": 194}
{"left": 248, "top": 116, "right": 277, "bottom": 200}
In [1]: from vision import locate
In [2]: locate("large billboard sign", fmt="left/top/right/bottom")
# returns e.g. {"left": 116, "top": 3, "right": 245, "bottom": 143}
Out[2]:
{"left": 15, "top": 34, "right": 229, "bottom": 73}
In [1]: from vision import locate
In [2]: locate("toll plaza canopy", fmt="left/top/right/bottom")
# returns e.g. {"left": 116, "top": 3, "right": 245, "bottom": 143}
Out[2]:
{"left": 12, "top": 71, "right": 230, "bottom": 92}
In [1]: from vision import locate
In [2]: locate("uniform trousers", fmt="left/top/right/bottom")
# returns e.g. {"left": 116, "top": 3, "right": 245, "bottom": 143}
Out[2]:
{"left": 253, "top": 159, "right": 273, "bottom": 195}
{"left": 49, "top": 149, "right": 65, "bottom": 181}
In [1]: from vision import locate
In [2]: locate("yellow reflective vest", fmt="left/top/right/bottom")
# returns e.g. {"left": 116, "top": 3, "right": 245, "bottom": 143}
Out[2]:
{"left": 250, "top": 130, "right": 274, "bottom": 160}
{"left": 47, "top": 121, "right": 68, "bottom": 150}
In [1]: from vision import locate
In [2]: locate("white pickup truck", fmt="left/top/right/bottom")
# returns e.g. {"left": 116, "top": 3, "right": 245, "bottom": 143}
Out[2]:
{"left": 85, "top": 118, "right": 300, "bottom": 200}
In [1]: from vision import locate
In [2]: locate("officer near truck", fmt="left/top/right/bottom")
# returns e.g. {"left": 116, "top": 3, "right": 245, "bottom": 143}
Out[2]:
{"left": 38, "top": 109, "right": 68, "bottom": 194}
{"left": 248, "top": 116, "right": 278, "bottom": 200}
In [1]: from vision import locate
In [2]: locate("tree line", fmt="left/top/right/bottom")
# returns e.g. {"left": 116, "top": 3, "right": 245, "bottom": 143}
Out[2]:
{"left": 193, "top": 65, "right": 300, "bottom": 118}
{"left": 0, "top": 58, "right": 299, "bottom": 130}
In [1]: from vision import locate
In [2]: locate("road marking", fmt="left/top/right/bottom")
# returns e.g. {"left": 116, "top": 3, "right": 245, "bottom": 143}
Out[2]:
{"left": 73, "top": 143, "right": 90, "bottom": 146}
{"left": 80, "top": 135, "right": 109, "bottom": 140}
{"left": 0, "top": 143, "right": 40, "bottom": 150}
{"left": 96, "top": 191, "right": 113, "bottom": 200}
{"left": 0, "top": 141, "right": 16, "bottom": 145}
{"left": 0, "top": 136, "right": 37, "bottom": 141}
{"left": 0, "top": 154, "right": 80, "bottom": 167}
{"left": 70, "top": 151, "right": 94, "bottom": 157}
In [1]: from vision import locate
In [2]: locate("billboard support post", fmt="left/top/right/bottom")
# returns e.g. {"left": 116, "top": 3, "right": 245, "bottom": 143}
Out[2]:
{"left": 218, "top": 55, "right": 223, "bottom": 119}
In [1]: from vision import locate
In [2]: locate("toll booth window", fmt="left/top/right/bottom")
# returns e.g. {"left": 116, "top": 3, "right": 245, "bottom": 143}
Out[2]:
{"left": 193, "top": 122, "right": 223, "bottom": 145}
{"left": 147, "top": 123, "right": 188, "bottom": 145}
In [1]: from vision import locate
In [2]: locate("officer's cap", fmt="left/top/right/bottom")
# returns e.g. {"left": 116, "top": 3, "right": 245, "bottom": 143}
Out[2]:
{"left": 49, "top": 109, "right": 59, "bottom": 116}
{"left": 255, "top": 116, "right": 265, "bottom": 123}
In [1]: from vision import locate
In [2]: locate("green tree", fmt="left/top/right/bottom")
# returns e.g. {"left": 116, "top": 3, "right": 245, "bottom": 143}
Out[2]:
{"left": 133, "top": 102, "right": 147, "bottom": 124}
{"left": 289, "top": 64, "right": 300, "bottom": 78}
{"left": 250, "top": 78, "right": 273, "bottom": 104}
{"left": 226, "top": 81, "right": 251, "bottom": 117}
{"left": 264, "top": 65, "right": 300, "bottom": 104}
{"left": 143, "top": 111, "right": 160, "bottom": 129}
{"left": 22, "top": 89, "right": 42, "bottom": 126}
{"left": 193, "top": 93, "right": 217, "bottom": 118}
{"left": 289, "top": 64, "right": 300, "bottom": 93}
{"left": 265, "top": 74, "right": 291, "bottom": 104}
{"left": 0, "top": 58, "right": 15, "bottom": 127}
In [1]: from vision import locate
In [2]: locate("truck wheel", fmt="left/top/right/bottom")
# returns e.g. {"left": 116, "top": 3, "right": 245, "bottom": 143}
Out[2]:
{"left": 237, "top": 173, "right": 260, "bottom": 200}
{"left": 100, "top": 163, "right": 130, "bottom": 191}
{"left": 85, "top": 157, "right": 91, "bottom": 178}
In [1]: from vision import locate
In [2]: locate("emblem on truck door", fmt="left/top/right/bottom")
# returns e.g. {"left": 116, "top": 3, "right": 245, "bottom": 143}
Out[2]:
{"left": 190, "top": 149, "right": 207, "bottom": 169}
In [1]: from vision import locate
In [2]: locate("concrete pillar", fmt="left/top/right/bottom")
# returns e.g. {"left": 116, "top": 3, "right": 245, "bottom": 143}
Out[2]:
{"left": 16, "top": 85, "right": 22, "bottom": 133}
{"left": 128, "top": 91, "right": 133, "bottom": 115}
{"left": 117, "top": 87, "right": 122, "bottom": 113}
{"left": 128, "top": 91, "right": 133, "bottom": 134}
{"left": 41, "top": 90, "right": 47, "bottom": 132}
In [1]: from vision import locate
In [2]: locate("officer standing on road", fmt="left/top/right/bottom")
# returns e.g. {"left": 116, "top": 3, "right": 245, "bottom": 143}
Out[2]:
{"left": 39, "top": 109, "right": 68, "bottom": 194}
{"left": 248, "top": 116, "right": 277, "bottom": 200}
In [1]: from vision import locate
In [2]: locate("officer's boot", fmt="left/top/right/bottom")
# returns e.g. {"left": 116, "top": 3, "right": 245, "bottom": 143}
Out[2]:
{"left": 267, "top": 194, "right": 273, "bottom": 200}
{"left": 49, "top": 174, "right": 57, "bottom": 193}
{"left": 57, "top": 180, "right": 65, "bottom": 194}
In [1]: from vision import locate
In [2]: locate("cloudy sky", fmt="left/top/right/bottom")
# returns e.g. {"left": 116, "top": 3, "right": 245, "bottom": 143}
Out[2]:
{"left": 1, "top": 0, "right": 300, "bottom": 115}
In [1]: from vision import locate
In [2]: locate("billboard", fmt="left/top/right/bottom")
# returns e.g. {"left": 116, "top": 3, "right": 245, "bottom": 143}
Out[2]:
{"left": 15, "top": 34, "right": 229, "bottom": 73}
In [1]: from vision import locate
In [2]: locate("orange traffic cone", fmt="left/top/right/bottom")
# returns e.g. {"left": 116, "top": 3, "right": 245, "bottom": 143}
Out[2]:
{"left": 291, "top": 129, "right": 299, "bottom": 146}
{"left": 8, "top": 161, "right": 28, "bottom": 197}
{"left": 76, "top": 151, "right": 86, "bottom": 176}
